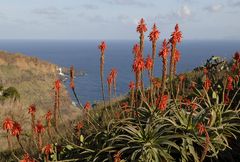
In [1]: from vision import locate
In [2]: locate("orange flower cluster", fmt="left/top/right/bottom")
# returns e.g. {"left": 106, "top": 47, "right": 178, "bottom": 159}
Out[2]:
{"left": 204, "top": 77, "right": 211, "bottom": 92}
{"left": 20, "top": 153, "right": 35, "bottom": 162}
{"left": 55, "top": 79, "right": 61, "bottom": 92}
{"left": 129, "top": 81, "right": 135, "bottom": 90}
{"left": 35, "top": 120, "right": 45, "bottom": 134}
{"left": 196, "top": 122, "right": 206, "bottom": 136}
{"left": 84, "top": 101, "right": 91, "bottom": 111}
{"left": 11, "top": 122, "right": 22, "bottom": 137}
{"left": 3, "top": 117, "right": 14, "bottom": 131}
{"left": 3, "top": 117, "right": 22, "bottom": 137}
{"left": 132, "top": 43, "right": 141, "bottom": 57}
{"left": 45, "top": 111, "right": 52, "bottom": 122}
{"left": 159, "top": 39, "right": 169, "bottom": 59}
{"left": 227, "top": 76, "right": 234, "bottom": 91}
{"left": 28, "top": 104, "right": 36, "bottom": 115}
{"left": 174, "top": 49, "right": 181, "bottom": 63}
{"left": 170, "top": 24, "right": 182, "bottom": 45}
{"left": 158, "top": 95, "right": 168, "bottom": 111}
{"left": 98, "top": 41, "right": 107, "bottom": 55}
{"left": 136, "top": 18, "right": 147, "bottom": 34}
{"left": 145, "top": 55, "right": 153, "bottom": 71}
{"left": 75, "top": 122, "right": 83, "bottom": 132}
{"left": 149, "top": 23, "right": 160, "bottom": 42}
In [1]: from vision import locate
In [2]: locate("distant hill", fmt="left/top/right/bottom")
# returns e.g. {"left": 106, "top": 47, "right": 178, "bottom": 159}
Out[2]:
{"left": 0, "top": 51, "right": 80, "bottom": 116}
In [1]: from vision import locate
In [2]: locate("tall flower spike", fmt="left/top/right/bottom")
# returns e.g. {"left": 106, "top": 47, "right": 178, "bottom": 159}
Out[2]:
{"left": 28, "top": 104, "right": 36, "bottom": 115}
{"left": 55, "top": 80, "right": 61, "bottom": 92}
{"left": 136, "top": 18, "right": 147, "bottom": 33}
{"left": 149, "top": 23, "right": 160, "bottom": 42}
{"left": 11, "top": 122, "right": 22, "bottom": 137}
{"left": 99, "top": 41, "right": 107, "bottom": 105}
{"left": 159, "top": 39, "right": 169, "bottom": 59}
{"left": 159, "top": 39, "right": 169, "bottom": 96}
{"left": 137, "top": 18, "right": 147, "bottom": 54}
{"left": 98, "top": 41, "right": 107, "bottom": 55}
{"left": 129, "top": 81, "right": 135, "bottom": 90}
{"left": 227, "top": 76, "right": 234, "bottom": 91}
{"left": 45, "top": 111, "right": 52, "bottom": 121}
{"left": 158, "top": 95, "right": 168, "bottom": 111}
{"left": 196, "top": 122, "right": 206, "bottom": 136}
{"left": 149, "top": 23, "right": 160, "bottom": 74}
{"left": 145, "top": 54, "right": 153, "bottom": 71}
{"left": 35, "top": 120, "right": 45, "bottom": 134}
{"left": 84, "top": 101, "right": 91, "bottom": 111}
{"left": 204, "top": 77, "right": 211, "bottom": 92}
{"left": 3, "top": 117, "right": 14, "bottom": 131}
{"left": 132, "top": 43, "right": 140, "bottom": 57}
{"left": 170, "top": 24, "right": 182, "bottom": 45}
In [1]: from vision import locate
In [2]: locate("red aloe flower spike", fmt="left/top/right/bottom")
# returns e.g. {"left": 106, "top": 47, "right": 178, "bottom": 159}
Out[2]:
{"left": 54, "top": 80, "right": 61, "bottom": 92}
{"left": 159, "top": 39, "right": 169, "bottom": 96}
{"left": 227, "top": 76, "right": 234, "bottom": 91}
{"left": 42, "top": 144, "right": 53, "bottom": 162}
{"left": 204, "top": 77, "right": 211, "bottom": 92}
{"left": 136, "top": 18, "right": 147, "bottom": 54}
{"left": 28, "top": 104, "right": 36, "bottom": 115}
{"left": 45, "top": 110, "right": 52, "bottom": 138}
{"left": 224, "top": 93, "right": 230, "bottom": 104}
{"left": 3, "top": 117, "right": 14, "bottom": 131}
{"left": 20, "top": 153, "right": 35, "bottom": 162}
{"left": 28, "top": 104, "right": 36, "bottom": 135}
{"left": 159, "top": 39, "right": 169, "bottom": 59}
{"left": 133, "top": 55, "right": 145, "bottom": 88}
{"left": 170, "top": 24, "right": 182, "bottom": 45}
{"left": 145, "top": 54, "right": 153, "bottom": 71}
{"left": 35, "top": 120, "right": 45, "bottom": 152}
{"left": 169, "top": 24, "right": 182, "bottom": 80}
{"left": 136, "top": 18, "right": 147, "bottom": 34}
{"left": 98, "top": 41, "right": 107, "bottom": 55}
{"left": 158, "top": 95, "right": 168, "bottom": 111}
{"left": 149, "top": 23, "right": 160, "bottom": 74}
{"left": 45, "top": 111, "right": 52, "bottom": 122}
{"left": 111, "top": 68, "right": 118, "bottom": 97}
{"left": 129, "top": 81, "right": 135, "bottom": 90}
{"left": 2, "top": 117, "right": 14, "bottom": 150}
{"left": 196, "top": 122, "right": 206, "bottom": 136}
{"left": 114, "top": 151, "right": 122, "bottom": 162}
{"left": 107, "top": 70, "right": 113, "bottom": 101}
{"left": 54, "top": 80, "right": 61, "bottom": 129}
{"left": 84, "top": 101, "right": 91, "bottom": 111}
{"left": 11, "top": 121, "right": 22, "bottom": 137}
{"left": 149, "top": 23, "right": 160, "bottom": 42}
{"left": 173, "top": 49, "right": 181, "bottom": 75}
{"left": 75, "top": 122, "right": 83, "bottom": 134}
{"left": 99, "top": 41, "right": 107, "bottom": 105}
{"left": 35, "top": 120, "right": 45, "bottom": 134}
{"left": 132, "top": 43, "right": 141, "bottom": 58}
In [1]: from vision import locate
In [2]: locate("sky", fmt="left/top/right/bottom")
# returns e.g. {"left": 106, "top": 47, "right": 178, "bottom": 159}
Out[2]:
{"left": 0, "top": 0, "right": 240, "bottom": 40}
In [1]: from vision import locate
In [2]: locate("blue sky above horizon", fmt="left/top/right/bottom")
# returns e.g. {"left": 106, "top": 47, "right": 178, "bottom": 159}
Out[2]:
{"left": 0, "top": 0, "right": 240, "bottom": 40}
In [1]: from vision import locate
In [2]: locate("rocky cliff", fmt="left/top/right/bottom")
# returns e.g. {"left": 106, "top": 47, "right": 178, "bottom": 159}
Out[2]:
{"left": 0, "top": 51, "right": 79, "bottom": 115}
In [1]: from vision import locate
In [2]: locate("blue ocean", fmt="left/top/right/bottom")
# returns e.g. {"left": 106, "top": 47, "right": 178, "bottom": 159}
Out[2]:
{"left": 0, "top": 39, "right": 239, "bottom": 104}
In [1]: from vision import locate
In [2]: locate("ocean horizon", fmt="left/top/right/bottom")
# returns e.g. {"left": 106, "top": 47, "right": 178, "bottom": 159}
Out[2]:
{"left": 0, "top": 39, "right": 239, "bottom": 104}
